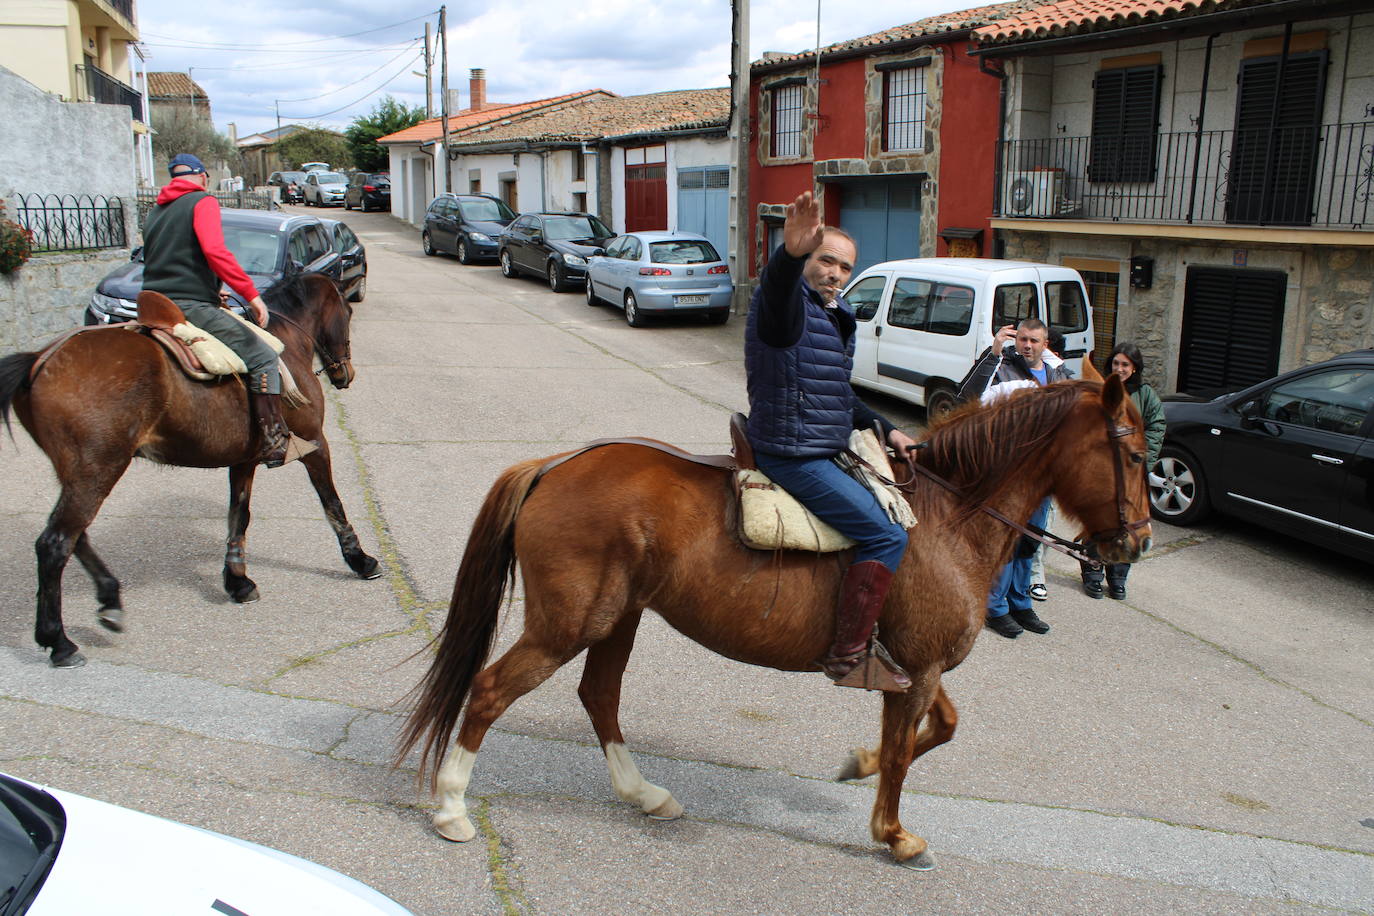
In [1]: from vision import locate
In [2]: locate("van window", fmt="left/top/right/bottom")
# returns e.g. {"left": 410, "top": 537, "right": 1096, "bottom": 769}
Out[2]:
{"left": 927, "top": 284, "right": 974, "bottom": 335}
{"left": 994, "top": 283, "right": 1038, "bottom": 330}
{"left": 888, "top": 278, "right": 932, "bottom": 329}
{"left": 1046, "top": 281, "right": 1089, "bottom": 333}
{"left": 847, "top": 276, "right": 887, "bottom": 321}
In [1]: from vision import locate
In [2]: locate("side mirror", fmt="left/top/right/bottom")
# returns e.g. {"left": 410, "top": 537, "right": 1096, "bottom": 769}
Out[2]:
{"left": 590, "top": 248, "right": 606, "bottom": 258}
{"left": 1238, "top": 399, "right": 1262, "bottom": 429}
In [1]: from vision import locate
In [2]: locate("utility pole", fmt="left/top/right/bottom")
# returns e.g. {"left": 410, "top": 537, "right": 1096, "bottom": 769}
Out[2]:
{"left": 423, "top": 21, "right": 433, "bottom": 119}
{"left": 275, "top": 100, "right": 281, "bottom": 137}
{"left": 728, "top": 0, "right": 751, "bottom": 314}
{"left": 439, "top": 5, "right": 451, "bottom": 193}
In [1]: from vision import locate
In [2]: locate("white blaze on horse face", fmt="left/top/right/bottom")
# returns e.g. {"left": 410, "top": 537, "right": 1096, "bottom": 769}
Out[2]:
{"left": 604, "top": 742, "right": 684, "bottom": 820}
{"left": 432, "top": 747, "right": 478, "bottom": 842}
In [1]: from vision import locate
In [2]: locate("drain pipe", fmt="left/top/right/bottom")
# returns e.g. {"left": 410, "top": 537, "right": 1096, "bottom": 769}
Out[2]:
{"left": 1185, "top": 34, "right": 1217, "bottom": 224}
{"left": 980, "top": 54, "right": 1008, "bottom": 258}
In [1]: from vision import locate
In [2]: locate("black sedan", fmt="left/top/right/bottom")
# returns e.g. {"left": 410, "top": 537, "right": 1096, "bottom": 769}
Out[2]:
{"left": 1150, "top": 349, "right": 1374, "bottom": 562}
{"left": 498, "top": 212, "right": 614, "bottom": 292}
{"left": 86, "top": 210, "right": 358, "bottom": 324}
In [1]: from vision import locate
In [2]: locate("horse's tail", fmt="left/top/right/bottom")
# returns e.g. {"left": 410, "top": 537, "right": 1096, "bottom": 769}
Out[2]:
{"left": 396, "top": 455, "right": 548, "bottom": 789}
{"left": 0, "top": 351, "right": 39, "bottom": 439}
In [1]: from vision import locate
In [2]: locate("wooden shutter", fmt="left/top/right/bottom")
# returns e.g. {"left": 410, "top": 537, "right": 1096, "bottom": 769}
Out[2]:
{"left": 1178, "top": 268, "right": 1285, "bottom": 393}
{"left": 1088, "top": 66, "right": 1161, "bottom": 183}
{"left": 1227, "top": 51, "right": 1326, "bottom": 224}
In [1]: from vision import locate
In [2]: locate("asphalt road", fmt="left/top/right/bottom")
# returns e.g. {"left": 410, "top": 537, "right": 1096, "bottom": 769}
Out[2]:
{"left": 1, "top": 205, "right": 1370, "bottom": 915}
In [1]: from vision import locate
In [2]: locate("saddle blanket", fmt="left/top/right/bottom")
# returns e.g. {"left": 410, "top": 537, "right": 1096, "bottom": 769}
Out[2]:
{"left": 172, "top": 310, "right": 284, "bottom": 376}
{"left": 737, "top": 428, "right": 918, "bottom": 553}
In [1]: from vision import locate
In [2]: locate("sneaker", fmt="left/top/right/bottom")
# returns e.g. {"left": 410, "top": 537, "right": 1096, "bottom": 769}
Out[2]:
{"left": 1082, "top": 579, "right": 1104, "bottom": 599}
{"left": 985, "top": 614, "right": 1023, "bottom": 639}
{"left": 1028, "top": 583, "right": 1048, "bottom": 602}
{"left": 1009, "top": 607, "right": 1050, "bottom": 634}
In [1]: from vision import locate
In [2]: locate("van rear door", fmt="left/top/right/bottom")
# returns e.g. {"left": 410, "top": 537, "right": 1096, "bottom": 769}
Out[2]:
{"left": 1039, "top": 269, "right": 1093, "bottom": 377}
{"left": 847, "top": 271, "right": 892, "bottom": 389}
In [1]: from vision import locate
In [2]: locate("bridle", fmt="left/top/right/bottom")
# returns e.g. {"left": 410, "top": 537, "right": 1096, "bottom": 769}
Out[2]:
{"left": 266, "top": 310, "right": 351, "bottom": 379}
{"left": 895, "top": 413, "right": 1151, "bottom": 567}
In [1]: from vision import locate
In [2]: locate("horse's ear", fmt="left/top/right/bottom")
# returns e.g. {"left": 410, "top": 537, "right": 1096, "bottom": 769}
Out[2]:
{"left": 1101, "top": 371, "right": 1126, "bottom": 414}
{"left": 1080, "top": 350, "right": 1104, "bottom": 384}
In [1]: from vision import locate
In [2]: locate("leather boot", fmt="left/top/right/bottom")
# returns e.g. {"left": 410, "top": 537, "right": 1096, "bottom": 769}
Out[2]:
{"left": 817, "top": 560, "right": 912, "bottom": 692}
{"left": 250, "top": 392, "right": 317, "bottom": 468}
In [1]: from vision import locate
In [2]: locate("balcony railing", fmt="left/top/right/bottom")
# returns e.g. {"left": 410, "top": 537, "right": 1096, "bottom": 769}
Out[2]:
{"left": 77, "top": 64, "right": 143, "bottom": 124}
{"left": 996, "top": 122, "right": 1374, "bottom": 230}
{"left": 106, "top": 0, "right": 135, "bottom": 23}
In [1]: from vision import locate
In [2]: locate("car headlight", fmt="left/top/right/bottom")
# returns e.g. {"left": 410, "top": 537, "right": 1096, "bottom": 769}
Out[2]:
{"left": 468, "top": 232, "right": 491, "bottom": 243}
{"left": 562, "top": 253, "right": 587, "bottom": 267}
{"left": 90, "top": 291, "right": 132, "bottom": 316}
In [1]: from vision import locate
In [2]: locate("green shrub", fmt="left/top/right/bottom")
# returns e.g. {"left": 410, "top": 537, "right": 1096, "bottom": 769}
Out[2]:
{"left": 0, "top": 203, "right": 34, "bottom": 274}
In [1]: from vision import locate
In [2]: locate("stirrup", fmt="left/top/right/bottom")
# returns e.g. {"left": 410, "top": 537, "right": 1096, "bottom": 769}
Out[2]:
{"left": 830, "top": 639, "right": 911, "bottom": 693}
{"left": 261, "top": 432, "right": 318, "bottom": 468}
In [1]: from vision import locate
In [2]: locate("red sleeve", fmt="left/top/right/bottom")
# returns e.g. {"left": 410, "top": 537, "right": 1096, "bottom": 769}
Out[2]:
{"left": 191, "top": 196, "right": 260, "bottom": 301}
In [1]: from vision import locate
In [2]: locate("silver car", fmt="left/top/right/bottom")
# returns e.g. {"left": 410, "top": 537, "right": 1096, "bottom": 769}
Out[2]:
{"left": 303, "top": 171, "right": 348, "bottom": 207}
{"left": 584, "top": 231, "right": 733, "bottom": 327}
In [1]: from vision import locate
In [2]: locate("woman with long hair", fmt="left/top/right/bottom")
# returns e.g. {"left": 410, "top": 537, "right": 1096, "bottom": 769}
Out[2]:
{"left": 1082, "top": 341, "right": 1165, "bottom": 600}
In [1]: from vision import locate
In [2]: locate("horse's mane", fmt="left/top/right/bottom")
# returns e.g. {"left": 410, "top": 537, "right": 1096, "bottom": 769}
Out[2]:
{"left": 915, "top": 380, "right": 1101, "bottom": 523}
{"left": 262, "top": 271, "right": 318, "bottom": 319}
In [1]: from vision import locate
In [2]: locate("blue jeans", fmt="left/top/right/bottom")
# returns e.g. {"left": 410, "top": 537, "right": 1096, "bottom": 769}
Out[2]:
{"left": 754, "top": 451, "right": 908, "bottom": 570}
{"left": 987, "top": 498, "right": 1051, "bottom": 618}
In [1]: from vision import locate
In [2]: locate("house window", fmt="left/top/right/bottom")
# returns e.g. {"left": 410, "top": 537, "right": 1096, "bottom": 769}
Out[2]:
{"left": 573, "top": 150, "right": 586, "bottom": 181}
{"left": 1088, "top": 65, "right": 1162, "bottom": 183}
{"left": 883, "top": 66, "right": 926, "bottom": 152}
{"left": 572, "top": 191, "right": 587, "bottom": 212}
{"left": 771, "top": 83, "right": 804, "bottom": 158}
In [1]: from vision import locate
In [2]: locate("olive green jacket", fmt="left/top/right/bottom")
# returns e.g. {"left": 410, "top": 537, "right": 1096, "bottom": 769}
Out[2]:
{"left": 1131, "top": 383, "right": 1166, "bottom": 466}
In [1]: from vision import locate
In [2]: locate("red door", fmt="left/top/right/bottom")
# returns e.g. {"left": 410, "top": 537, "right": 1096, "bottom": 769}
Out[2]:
{"left": 624, "top": 145, "right": 667, "bottom": 231}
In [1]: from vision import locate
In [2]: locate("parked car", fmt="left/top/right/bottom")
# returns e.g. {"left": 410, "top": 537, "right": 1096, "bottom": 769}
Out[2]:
{"left": 345, "top": 172, "right": 390, "bottom": 212}
{"left": 584, "top": 231, "right": 732, "bottom": 326}
{"left": 321, "top": 217, "right": 367, "bottom": 302}
{"left": 1149, "top": 349, "right": 1374, "bottom": 562}
{"left": 267, "top": 170, "right": 307, "bottom": 204}
{"left": 303, "top": 171, "right": 348, "bottom": 207}
{"left": 301, "top": 161, "right": 330, "bottom": 172}
{"left": 86, "top": 209, "right": 349, "bottom": 324}
{"left": 0, "top": 771, "right": 413, "bottom": 915}
{"left": 421, "top": 193, "right": 516, "bottom": 263}
{"left": 843, "top": 258, "right": 1094, "bottom": 419}
{"left": 498, "top": 211, "right": 614, "bottom": 292}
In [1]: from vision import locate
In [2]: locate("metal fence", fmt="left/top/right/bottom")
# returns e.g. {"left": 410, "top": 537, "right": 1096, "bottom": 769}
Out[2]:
{"left": 134, "top": 188, "right": 277, "bottom": 231}
{"left": 14, "top": 194, "right": 127, "bottom": 253}
{"left": 996, "top": 121, "right": 1374, "bottom": 230}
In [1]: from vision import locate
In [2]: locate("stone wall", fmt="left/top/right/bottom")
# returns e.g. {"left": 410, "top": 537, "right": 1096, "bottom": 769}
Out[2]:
{"left": 0, "top": 249, "right": 128, "bottom": 352}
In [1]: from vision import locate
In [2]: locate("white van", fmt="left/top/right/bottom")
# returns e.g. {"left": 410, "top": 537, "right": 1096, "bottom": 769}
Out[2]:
{"left": 846, "top": 258, "right": 1094, "bottom": 418}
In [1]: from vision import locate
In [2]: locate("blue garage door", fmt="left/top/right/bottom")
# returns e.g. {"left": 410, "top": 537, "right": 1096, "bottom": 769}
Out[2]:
{"left": 677, "top": 166, "right": 729, "bottom": 259}
{"left": 836, "top": 177, "right": 922, "bottom": 275}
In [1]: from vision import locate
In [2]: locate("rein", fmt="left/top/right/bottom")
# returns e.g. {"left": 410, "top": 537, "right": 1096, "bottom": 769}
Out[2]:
{"left": 896, "top": 413, "right": 1150, "bottom": 567}
{"left": 267, "top": 310, "right": 349, "bottom": 377}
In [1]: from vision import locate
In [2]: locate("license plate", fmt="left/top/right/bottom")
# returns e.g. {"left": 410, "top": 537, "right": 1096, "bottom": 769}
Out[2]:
{"left": 675, "top": 295, "right": 707, "bottom": 305}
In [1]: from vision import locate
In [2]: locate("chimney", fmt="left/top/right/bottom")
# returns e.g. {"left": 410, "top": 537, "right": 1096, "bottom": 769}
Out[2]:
{"left": 469, "top": 68, "right": 486, "bottom": 111}
{"left": 227, "top": 122, "right": 237, "bottom": 145}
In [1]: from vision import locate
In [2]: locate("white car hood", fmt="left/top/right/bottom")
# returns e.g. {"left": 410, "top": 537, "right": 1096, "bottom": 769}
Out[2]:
{"left": 28, "top": 785, "right": 412, "bottom": 916}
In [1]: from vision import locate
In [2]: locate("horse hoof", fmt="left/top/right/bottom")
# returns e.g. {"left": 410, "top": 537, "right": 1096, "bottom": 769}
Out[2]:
{"left": 836, "top": 753, "right": 864, "bottom": 782}
{"left": 898, "top": 850, "right": 936, "bottom": 871}
{"left": 232, "top": 586, "right": 260, "bottom": 604}
{"left": 51, "top": 651, "right": 87, "bottom": 669}
{"left": 433, "top": 814, "right": 476, "bottom": 842}
{"left": 98, "top": 606, "right": 124, "bottom": 633}
{"left": 350, "top": 554, "right": 382, "bottom": 580}
{"left": 645, "top": 797, "right": 684, "bottom": 821}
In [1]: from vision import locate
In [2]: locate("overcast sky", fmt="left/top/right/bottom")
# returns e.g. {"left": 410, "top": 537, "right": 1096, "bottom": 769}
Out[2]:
{"left": 133, "top": 0, "right": 982, "bottom": 137}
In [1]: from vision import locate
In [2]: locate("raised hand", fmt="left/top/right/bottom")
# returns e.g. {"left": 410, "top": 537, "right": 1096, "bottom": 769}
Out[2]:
{"left": 783, "top": 191, "right": 825, "bottom": 259}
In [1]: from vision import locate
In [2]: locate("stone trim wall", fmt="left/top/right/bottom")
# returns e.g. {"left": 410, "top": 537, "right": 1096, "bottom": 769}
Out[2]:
{"left": 0, "top": 249, "right": 130, "bottom": 353}
{"left": 756, "top": 69, "right": 818, "bottom": 167}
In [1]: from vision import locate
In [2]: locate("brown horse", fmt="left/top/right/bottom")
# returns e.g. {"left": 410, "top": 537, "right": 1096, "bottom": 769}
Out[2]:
{"left": 397, "top": 376, "right": 1152, "bottom": 868}
{"left": 0, "top": 273, "right": 380, "bottom": 668}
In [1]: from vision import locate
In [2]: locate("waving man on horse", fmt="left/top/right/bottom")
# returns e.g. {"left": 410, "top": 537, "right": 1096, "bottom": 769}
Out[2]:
{"left": 744, "top": 191, "right": 918, "bottom": 692}
{"left": 142, "top": 153, "right": 314, "bottom": 467}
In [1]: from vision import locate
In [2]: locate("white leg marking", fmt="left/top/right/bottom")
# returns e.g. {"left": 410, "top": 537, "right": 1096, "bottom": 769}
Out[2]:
{"left": 604, "top": 742, "right": 683, "bottom": 820}
{"left": 433, "top": 747, "right": 478, "bottom": 842}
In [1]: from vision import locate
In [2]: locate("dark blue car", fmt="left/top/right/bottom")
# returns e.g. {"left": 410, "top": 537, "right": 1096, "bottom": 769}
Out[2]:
{"left": 421, "top": 193, "right": 516, "bottom": 264}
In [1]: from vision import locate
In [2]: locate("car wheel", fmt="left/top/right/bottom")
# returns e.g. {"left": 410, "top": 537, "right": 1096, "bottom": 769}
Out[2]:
{"left": 924, "top": 385, "right": 958, "bottom": 423}
{"left": 344, "top": 198, "right": 353, "bottom": 210}
{"left": 706, "top": 309, "right": 729, "bottom": 325}
{"left": 1149, "top": 445, "right": 1211, "bottom": 526}
{"left": 361, "top": 198, "right": 371, "bottom": 213}
{"left": 348, "top": 274, "right": 366, "bottom": 303}
{"left": 585, "top": 278, "right": 601, "bottom": 306}
{"left": 624, "top": 290, "right": 645, "bottom": 327}
{"left": 548, "top": 260, "right": 567, "bottom": 292}
{"left": 422, "top": 232, "right": 437, "bottom": 256}
{"left": 500, "top": 250, "right": 518, "bottom": 279}
{"left": 457, "top": 240, "right": 472, "bottom": 265}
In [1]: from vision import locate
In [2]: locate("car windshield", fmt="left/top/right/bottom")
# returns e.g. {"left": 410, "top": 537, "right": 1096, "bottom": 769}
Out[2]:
{"left": 460, "top": 198, "right": 514, "bottom": 221}
{"left": 370, "top": 176, "right": 390, "bottom": 186}
{"left": 545, "top": 215, "right": 610, "bottom": 241}
{"left": 649, "top": 240, "right": 720, "bottom": 264}
{"left": 222, "top": 226, "right": 281, "bottom": 273}
{"left": 0, "top": 776, "right": 65, "bottom": 913}
{"left": 315, "top": 173, "right": 346, "bottom": 184}
{"left": 282, "top": 172, "right": 306, "bottom": 183}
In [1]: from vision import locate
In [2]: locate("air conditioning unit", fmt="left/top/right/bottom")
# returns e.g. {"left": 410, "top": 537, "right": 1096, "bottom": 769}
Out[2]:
{"left": 1003, "top": 169, "right": 1064, "bottom": 218}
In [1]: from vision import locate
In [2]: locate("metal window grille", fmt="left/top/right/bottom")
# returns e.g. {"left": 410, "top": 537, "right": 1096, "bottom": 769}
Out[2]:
{"left": 772, "top": 84, "right": 803, "bottom": 158}
{"left": 884, "top": 67, "right": 926, "bottom": 152}
{"left": 15, "top": 194, "right": 127, "bottom": 253}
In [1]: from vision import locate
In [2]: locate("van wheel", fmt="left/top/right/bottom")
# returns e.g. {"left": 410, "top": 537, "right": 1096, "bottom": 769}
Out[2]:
{"left": 925, "top": 385, "right": 958, "bottom": 422}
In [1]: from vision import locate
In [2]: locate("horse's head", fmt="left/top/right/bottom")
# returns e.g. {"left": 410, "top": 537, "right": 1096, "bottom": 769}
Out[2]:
{"left": 1055, "top": 375, "right": 1153, "bottom": 565}
{"left": 307, "top": 274, "right": 355, "bottom": 389}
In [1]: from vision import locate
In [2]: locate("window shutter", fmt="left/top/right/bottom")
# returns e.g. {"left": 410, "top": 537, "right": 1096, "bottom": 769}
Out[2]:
{"left": 1178, "top": 268, "right": 1285, "bottom": 392}
{"left": 1227, "top": 51, "right": 1326, "bottom": 224}
{"left": 1089, "top": 66, "right": 1161, "bottom": 183}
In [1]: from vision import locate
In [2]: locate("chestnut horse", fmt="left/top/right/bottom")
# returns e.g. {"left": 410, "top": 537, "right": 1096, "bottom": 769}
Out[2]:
{"left": 398, "top": 377, "right": 1152, "bottom": 867}
{"left": 0, "top": 273, "right": 379, "bottom": 668}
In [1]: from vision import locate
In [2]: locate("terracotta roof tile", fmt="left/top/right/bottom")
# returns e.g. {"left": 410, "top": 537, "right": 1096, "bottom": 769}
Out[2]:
{"left": 447, "top": 89, "right": 729, "bottom": 148}
{"left": 147, "top": 71, "right": 207, "bottom": 99}
{"left": 377, "top": 90, "right": 616, "bottom": 144}
{"left": 752, "top": 0, "right": 1046, "bottom": 67}
{"left": 974, "top": 0, "right": 1270, "bottom": 43}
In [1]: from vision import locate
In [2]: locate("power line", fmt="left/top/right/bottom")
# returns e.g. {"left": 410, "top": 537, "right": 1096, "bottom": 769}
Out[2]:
{"left": 275, "top": 43, "right": 420, "bottom": 103}
{"left": 184, "top": 47, "right": 410, "bottom": 73}
{"left": 140, "top": 11, "right": 437, "bottom": 50}
{"left": 141, "top": 41, "right": 418, "bottom": 54}
{"left": 281, "top": 51, "right": 422, "bottom": 121}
